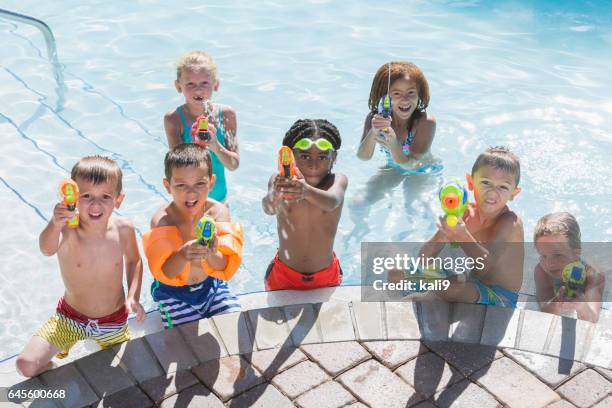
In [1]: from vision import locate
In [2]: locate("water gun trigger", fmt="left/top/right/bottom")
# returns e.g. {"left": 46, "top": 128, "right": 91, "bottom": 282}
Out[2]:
{"left": 59, "top": 179, "right": 79, "bottom": 229}
{"left": 278, "top": 146, "right": 297, "bottom": 179}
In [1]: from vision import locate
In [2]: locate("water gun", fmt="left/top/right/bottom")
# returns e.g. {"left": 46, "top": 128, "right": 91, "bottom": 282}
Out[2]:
{"left": 561, "top": 261, "right": 587, "bottom": 298}
{"left": 379, "top": 94, "right": 392, "bottom": 118}
{"left": 195, "top": 215, "right": 216, "bottom": 248}
{"left": 191, "top": 116, "right": 211, "bottom": 145}
{"left": 439, "top": 180, "right": 469, "bottom": 228}
{"left": 278, "top": 146, "right": 297, "bottom": 179}
{"left": 59, "top": 179, "right": 79, "bottom": 229}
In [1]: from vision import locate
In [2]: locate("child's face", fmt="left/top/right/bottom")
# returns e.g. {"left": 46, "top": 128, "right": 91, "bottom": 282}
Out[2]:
{"left": 175, "top": 68, "right": 218, "bottom": 106}
{"left": 293, "top": 144, "right": 336, "bottom": 185}
{"left": 390, "top": 76, "right": 419, "bottom": 120}
{"left": 75, "top": 177, "right": 123, "bottom": 225}
{"left": 535, "top": 234, "right": 580, "bottom": 277}
{"left": 471, "top": 166, "right": 520, "bottom": 215}
{"left": 163, "top": 165, "right": 215, "bottom": 213}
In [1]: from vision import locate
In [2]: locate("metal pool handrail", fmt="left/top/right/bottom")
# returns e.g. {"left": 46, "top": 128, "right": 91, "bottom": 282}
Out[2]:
{"left": 0, "top": 7, "right": 66, "bottom": 110}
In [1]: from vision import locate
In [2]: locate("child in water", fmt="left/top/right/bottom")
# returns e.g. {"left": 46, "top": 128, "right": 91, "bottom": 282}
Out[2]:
{"left": 262, "top": 119, "right": 348, "bottom": 290}
{"left": 351, "top": 61, "right": 441, "bottom": 233}
{"left": 534, "top": 212, "right": 604, "bottom": 322}
{"left": 164, "top": 51, "right": 240, "bottom": 202}
{"left": 16, "top": 156, "right": 144, "bottom": 377}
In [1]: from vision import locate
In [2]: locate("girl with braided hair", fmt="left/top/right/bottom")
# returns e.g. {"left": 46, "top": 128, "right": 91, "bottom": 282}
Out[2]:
{"left": 262, "top": 119, "right": 348, "bottom": 290}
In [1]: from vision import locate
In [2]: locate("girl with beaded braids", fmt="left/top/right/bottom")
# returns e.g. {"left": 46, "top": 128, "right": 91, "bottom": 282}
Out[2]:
{"left": 262, "top": 119, "right": 348, "bottom": 291}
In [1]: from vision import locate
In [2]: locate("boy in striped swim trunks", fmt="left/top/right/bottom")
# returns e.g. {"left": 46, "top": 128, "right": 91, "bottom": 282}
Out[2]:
{"left": 16, "top": 156, "right": 145, "bottom": 377}
{"left": 143, "top": 144, "right": 242, "bottom": 329}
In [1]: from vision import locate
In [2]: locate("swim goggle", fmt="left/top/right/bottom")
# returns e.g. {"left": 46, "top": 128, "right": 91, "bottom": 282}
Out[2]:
{"left": 292, "top": 138, "right": 335, "bottom": 151}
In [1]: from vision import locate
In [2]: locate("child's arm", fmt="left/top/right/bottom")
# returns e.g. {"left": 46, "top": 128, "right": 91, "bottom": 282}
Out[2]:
{"left": 534, "top": 263, "right": 560, "bottom": 314}
{"left": 164, "top": 111, "right": 182, "bottom": 149}
{"left": 282, "top": 173, "right": 348, "bottom": 212}
{"left": 208, "top": 106, "right": 239, "bottom": 171}
{"left": 39, "top": 203, "right": 73, "bottom": 256}
{"left": 357, "top": 112, "right": 385, "bottom": 160}
{"left": 262, "top": 174, "right": 282, "bottom": 215}
{"left": 119, "top": 218, "right": 145, "bottom": 322}
{"left": 573, "top": 266, "right": 604, "bottom": 322}
{"left": 419, "top": 228, "right": 449, "bottom": 260}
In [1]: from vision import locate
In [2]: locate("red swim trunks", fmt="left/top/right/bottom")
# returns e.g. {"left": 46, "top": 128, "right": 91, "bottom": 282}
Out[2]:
{"left": 265, "top": 252, "right": 342, "bottom": 291}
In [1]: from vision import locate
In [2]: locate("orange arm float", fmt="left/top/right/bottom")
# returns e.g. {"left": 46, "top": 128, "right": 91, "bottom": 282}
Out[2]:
{"left": 202, "top": 222, "right": 244, "bottom": 281}
{"left": 142, "top": 227, "right": 190, "bottom": 286}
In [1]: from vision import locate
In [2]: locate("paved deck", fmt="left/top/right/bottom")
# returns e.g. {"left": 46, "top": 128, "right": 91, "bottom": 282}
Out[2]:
{"left": 1, "top": 287, "right": 611, "bottom": 407}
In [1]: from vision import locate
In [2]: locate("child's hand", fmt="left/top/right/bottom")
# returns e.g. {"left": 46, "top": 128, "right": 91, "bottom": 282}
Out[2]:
{"left": 437, "top": 216, "right": 469, "bottom": 242}
{"left": 51, "top": 202, "right": 77, "bottom": 228}
{"left": 126, "top": 298, "right": 145, "bottom": 322}
{"left": 371, "top": 114, "right": 392, "bottom": 134}
{"left": 179, "top": 239, "right": 216, "bottom": 261}
{"left": 277, "top": 170, "right": 308, "bottom": 201}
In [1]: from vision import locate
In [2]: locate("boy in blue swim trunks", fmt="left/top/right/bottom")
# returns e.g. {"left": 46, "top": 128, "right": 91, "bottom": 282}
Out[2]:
{"left": 164, "top": 51, "right": 240, "bottom": 202}
{"left": 415, "top": 147, "right": 524, "bottom": 308}
{"left": 143, "top": 144, "right": 242, "bottom": 329}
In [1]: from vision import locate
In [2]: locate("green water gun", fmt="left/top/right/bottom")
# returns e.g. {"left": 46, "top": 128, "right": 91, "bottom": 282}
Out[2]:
{"left": 195, "top": 215, "right": 216, "bottom": 248}
{"left": 561, "top": 261, "right": 587, "bottom": 298}
{"left": 60, "top": 179, "right": 79, "bottom": 229}
{"left": 439, "top": 180, "right": 469, "bottom": 227}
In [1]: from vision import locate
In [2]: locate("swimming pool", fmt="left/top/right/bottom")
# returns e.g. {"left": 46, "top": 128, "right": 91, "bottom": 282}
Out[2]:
{"left": 1, "top": 0, "right": 611, "bottom": 360}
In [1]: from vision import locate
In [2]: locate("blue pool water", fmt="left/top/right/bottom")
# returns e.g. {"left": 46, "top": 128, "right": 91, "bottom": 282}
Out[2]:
{"left": 1, "top": 1, "right": 611, "bottom": 359}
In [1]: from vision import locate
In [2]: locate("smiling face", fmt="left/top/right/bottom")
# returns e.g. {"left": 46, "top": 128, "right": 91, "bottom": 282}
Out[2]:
{"left": 175, "top": 68, "right": 218, "bottom": 108}
{"left": 293, "top": 144, "right": 336, "bottom": 186}
{"left": 164, "top": 165, "right": 215, "bottom": 213}
{"left": 389, "top": 76, "right": 419, "bottom": 120}
{"left": 535, "top": 234, "right": 580, "bottom": 278}
{"left": 471, "top": 165, "right": 520, "bottom": 216}
{"left": 75, "top": 177, "right": 123, "bottom": 225}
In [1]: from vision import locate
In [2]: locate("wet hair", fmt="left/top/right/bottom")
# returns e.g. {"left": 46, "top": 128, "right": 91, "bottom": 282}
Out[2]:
{"left": 534, "top": 212, "right": 581, "bottom": 250}
{"left": 164, "top": 143, "right": 213, "bottom": 180}
{"left": 368, "top": 61, "right": 430, "bottom": 118}
{"left": 71, "top": 156, "right": 123, "bottom": 195}
{"left": 471, "top": 146, "right": 521, "bottom": 186}
{"left": 176, "top": 51, "right": 218, "bottom": 82}
{"left": 282, "top": 119, "right": 342, "bottom": 150}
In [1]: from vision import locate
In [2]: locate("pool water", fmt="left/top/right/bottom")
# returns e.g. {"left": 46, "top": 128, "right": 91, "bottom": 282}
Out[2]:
{"left": 1, "top": 0, "right": 611, "bottom": 360}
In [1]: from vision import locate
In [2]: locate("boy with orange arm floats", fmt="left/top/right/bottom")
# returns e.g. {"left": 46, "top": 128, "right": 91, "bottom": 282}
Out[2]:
{"left": 143, "top": 144, "right": 242, "bottom": 329}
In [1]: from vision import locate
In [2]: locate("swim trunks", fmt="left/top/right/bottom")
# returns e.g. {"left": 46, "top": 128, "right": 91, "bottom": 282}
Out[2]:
{"left": 34, "top": 297, "right": 129, "bottom": 358}
{"left": 265, "top": 252, "right": 342, "bottom": 291}
{"left": 152, "top": 279, "right": 241, "bottom": 329}
{"left": 177, "top": 104, "right": 228, "bottom": 201}
{"left": 471, "top": 277, "right": 518, "bottom": 308}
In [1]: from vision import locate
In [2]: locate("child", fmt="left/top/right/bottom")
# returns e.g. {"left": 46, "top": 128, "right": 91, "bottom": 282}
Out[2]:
{"left": 143, "top": 144, "right": 242, "bottom": 329}
{"left": 415, "top": 147, "right": 524, "bottom": 308}
{"left": 164, "top": 51, "right": 240, "bottom": 202}
{"left": 262, "top": 119, "right": 348, "bottom": 290}
{"left": 351, "top": 61, "right": 440, "bottom": 224}
{"left": 534, "top": 212, "right": 604, "bottom": 322}
{"left": 16, "top": 156, "right": 144, "bottom": 377}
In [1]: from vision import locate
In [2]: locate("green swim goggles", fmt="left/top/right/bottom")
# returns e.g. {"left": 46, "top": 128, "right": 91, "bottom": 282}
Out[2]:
{"left": 293, "top": 137, "right": 335, "bottom": 151}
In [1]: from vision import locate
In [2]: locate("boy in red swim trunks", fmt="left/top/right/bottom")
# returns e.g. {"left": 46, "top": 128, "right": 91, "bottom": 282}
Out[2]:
{"left": 262, "top": 119, "right": 348, "bottom": 290}
{"left": 16, "top": 156, "right": 144, "bottom": 377}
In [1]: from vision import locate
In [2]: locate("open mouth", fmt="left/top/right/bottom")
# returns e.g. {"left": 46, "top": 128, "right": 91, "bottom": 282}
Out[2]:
{"left": 185, "top": 200, "right": 198, "bottom": 208}
{"left": 194, "top": 96, "right": 204, "bottom": 102}
{"left": 88, "top": 211, "right": 103, "bottom": 220}
{"left": 398, "top": 105, "right": 412, "bottom": 113}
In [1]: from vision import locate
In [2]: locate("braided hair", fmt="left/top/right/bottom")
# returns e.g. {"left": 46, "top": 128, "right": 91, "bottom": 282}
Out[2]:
{"left": 282, "top": 119, "right": 342, "bottom": 150}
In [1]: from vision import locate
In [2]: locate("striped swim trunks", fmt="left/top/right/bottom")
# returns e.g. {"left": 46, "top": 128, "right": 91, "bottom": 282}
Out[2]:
{"left": 152, "top": 278, "right": 241, "bottom": 329}
{"left": 34, "top": 297, "right": 129, "bottom": 358}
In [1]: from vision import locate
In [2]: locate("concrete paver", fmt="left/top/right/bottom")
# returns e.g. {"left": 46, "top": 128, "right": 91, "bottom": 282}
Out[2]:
{"left": 300, "top": 341, "right": 371, "bottom": 376}
{"left": 556, "top": 369, "right": 611, "bottom": 408}
{"left": 362, "top": 340, "right": 425, "bottom": 369}
{"left": 271, "top": 360, "right": 330, "bottom": 399}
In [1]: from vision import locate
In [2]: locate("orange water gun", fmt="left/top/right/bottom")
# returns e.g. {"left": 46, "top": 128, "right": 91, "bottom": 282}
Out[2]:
{"left": 59, "top": 179, "right": 79, "bottom": 228}
{"left": 278, "top": 146, "right": 297, "bottom": 178}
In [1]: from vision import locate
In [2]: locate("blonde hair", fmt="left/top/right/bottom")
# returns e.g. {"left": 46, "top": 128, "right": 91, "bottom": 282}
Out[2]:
{"left": 534, "top": 212, "right": 581, "bottom": 250}
{"left": 176, "top": 51, "right": 218, "bottom": 82}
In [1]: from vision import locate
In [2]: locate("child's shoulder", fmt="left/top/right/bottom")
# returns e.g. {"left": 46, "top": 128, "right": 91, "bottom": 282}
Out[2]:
{"left": 414, "top": 112, "right": 436, "bottom": 132}
{"left": 150, "top": 204, "right": 175, "bottom": 229}
{"left": 206, "top": 199, "right": 230, "bottom": 222}
{"left": 164, "top": 107, "right": 183, "bottom": 126}
{"left": 493, "top": 208, "right": 524, "bottom": 241}
{"left": 109, "top": 215, "right": 137, "bottom": 242}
